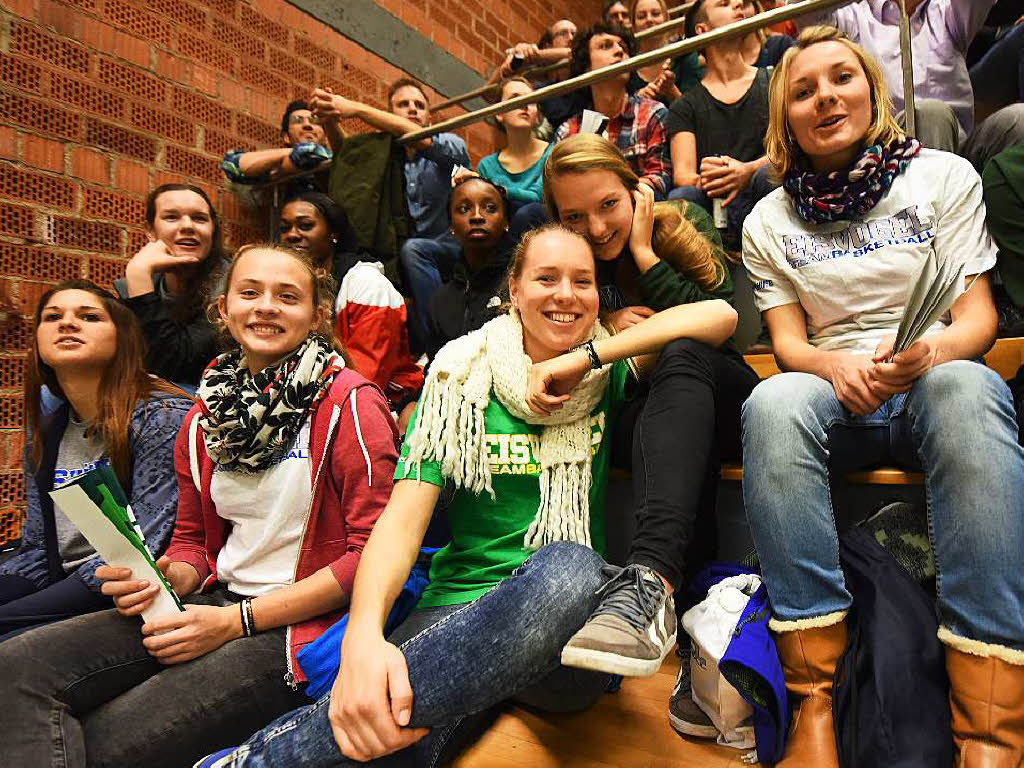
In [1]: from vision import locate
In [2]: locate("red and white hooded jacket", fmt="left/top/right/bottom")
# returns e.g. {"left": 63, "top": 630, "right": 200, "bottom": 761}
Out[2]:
{"left": 167, "top": 368, "right": 398, "bottom": 685}
{"left": 334, "top": 261, "right": 423, "bottom": 411}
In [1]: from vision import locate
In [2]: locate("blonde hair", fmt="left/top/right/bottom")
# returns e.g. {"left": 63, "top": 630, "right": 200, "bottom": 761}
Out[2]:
{"left": 765, "top": 26, "right": 904, "bottom": 176}
{"left": 629, "top": 0, "right": 669, "bottom": 29}
{"left": 542, "top": 134, "right": 727, "bottom": 290}
{"left": 210, "top": 243, "right": 340, "bottom": 352}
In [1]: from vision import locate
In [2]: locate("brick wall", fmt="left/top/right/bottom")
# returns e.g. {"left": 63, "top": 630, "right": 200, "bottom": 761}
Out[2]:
{"left": 0, "top": 0, "right": 600, "bottom": 539}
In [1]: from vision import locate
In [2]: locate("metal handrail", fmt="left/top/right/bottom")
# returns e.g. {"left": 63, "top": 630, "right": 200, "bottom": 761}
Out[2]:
{"left": 430, "top": 60, "right": 567, "bottom": 112}
{"left": 668, "top": 1, "right": 697, "bottom": 16}
{"left": 898, "top": 0, "right": 916, "bottom": 136}
{"left": 399, "top": 0, "right": 854, "bottom": 144}
{"left": 430, "top": 0, "right": 710, "bottom": 112}
{"left": 634, "top": 6, "right": 694, "bottom": 40}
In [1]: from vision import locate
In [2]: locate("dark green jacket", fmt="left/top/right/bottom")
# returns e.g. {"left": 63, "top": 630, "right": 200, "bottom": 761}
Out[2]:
{"left": 983, "top": 144, "right": 1024, "bottom": 308}
{"left": 633, "top": 199, "right": 734, "bottom": 311}
{"left": 329, "top": 132, "right": 411, "bottom": 287}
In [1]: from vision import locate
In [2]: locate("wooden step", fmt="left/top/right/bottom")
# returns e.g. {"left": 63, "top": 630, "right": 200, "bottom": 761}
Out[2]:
{"left": 453, "top": 653, "right": 750, "bottom": 768}
{"left": 743, "top": 336, "right": 1024, "bottom": 381}
{"left": 721, "top": 463, "right": 924, "bottom": 485}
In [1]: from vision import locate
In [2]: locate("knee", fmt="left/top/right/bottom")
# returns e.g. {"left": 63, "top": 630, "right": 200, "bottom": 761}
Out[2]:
{"left": 0, "top": 633, "right": 37, "bottom": 694}
{"left": 750, "top": 164, "right": 779, "bottom": 197}
{"left": 526, "top": 542, "right": 605, "bottom": 601}
{"left": 399, "top": 238, "right": 427, "bottom": 268}
{"left": 509, "top": 202, "right": 548, "bottom": 238}
{"left": 656, "top": 337, "right": 715, "bottom": 374}
{"left": 915, "top": 98, "right": 957, "bottom": 123}
{"left": 742, "top": 373, "right": 828, "bottom": 433}
{"left": 917, "top": 361, "right": 1015, "bottom": 425}
{"left": 667, "top": 185, "right": 701, "bottom": 203}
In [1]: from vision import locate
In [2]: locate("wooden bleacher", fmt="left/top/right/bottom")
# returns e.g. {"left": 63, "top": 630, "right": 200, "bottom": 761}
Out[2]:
{"left": 455, "top": 338, "right": 1024, "bottom": 767}
{"left": 454, "top": 652, "right": 750, "bottom": 767}
{"left": 722, "top": 336, "right": 1024, "bottom": 486}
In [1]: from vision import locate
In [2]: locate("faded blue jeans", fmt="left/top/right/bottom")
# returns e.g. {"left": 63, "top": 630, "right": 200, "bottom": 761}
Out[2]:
{"left": 217, "top": 542, "right": 612, "bottom": 767}
{"left": 742, "top": 361, "right": 1024, "bottom": 652}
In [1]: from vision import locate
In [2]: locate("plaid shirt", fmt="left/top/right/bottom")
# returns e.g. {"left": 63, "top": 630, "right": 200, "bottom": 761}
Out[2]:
{"left": 555, "top": 94, "right": 672, "bottom": 196}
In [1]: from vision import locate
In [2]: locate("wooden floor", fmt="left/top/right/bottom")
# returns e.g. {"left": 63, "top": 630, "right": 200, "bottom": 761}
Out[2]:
{"left": 453, "top": 653, "right": 753, "bottom": 767}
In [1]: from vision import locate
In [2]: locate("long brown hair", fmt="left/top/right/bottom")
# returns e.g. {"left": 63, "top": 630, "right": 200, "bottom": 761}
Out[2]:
{"left": 145, "top": 183, "right": 225, "bottom": 324}
{"left": 543, "top": 134, "right": 729, "bottom": 290}
{"left": 26, "top": 280, "right": 187, "bottom": 485}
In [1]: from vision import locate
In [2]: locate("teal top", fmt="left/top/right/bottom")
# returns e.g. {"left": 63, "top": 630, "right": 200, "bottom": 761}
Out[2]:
{"left": 476, "top": 143, "right": 553, "bottom": 204}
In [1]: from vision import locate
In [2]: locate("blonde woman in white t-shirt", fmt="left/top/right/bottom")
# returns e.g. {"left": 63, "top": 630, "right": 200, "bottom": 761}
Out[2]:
{"left": 740, "top": 26, "right": 1024, "bottom": 768}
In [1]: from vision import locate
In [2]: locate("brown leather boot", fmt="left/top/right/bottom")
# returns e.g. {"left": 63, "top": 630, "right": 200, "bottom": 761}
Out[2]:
{"left": 773, "top": 619, "right": 847, "bottom": 768}
{"left": 946, "top": 646, "right": 1024, "bottom": 768}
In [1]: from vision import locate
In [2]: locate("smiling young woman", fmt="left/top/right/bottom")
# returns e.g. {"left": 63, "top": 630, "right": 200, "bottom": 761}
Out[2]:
{"left": 0, "top": 281, "right": 189, "bottom": 641}
{"left": 191, "top": 225, "right": 737, "bottom": 768}
{"left": 541, "top": 136, "right": 760, "bottom": 715}
{"left": 741, "top": 26, "right": 1024, "bottom": 767}
{"left": 115, "top": 184, "right": 228, "bottom": 388}
{"left": 0, "top": 246, "right": 399, "bottom": 768}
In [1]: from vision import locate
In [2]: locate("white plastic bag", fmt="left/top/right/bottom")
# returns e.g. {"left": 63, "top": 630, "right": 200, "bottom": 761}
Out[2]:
{"left": 681, "top": 574, "right": 763, "bottom": 750}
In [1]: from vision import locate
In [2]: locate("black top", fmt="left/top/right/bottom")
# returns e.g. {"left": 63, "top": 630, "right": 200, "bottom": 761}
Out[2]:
{"left": 424, "top": 241, "right": 513, "bottom": 363}
{"left": 114, "top": 269, "right": 223, "bottom": 388}
{"left": 753, "top": 35, "right": 793, "bottom": 69}
{"left": 666, "top": 67, "right": 771, "bottom": 166}
{"left": 533, "top": 77, "right": 587, "bottom": 132}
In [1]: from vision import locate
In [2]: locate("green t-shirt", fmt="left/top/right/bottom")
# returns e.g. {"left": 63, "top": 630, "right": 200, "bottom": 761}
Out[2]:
{"left": 395, "top": 360, "right": 630, "bottom": 608}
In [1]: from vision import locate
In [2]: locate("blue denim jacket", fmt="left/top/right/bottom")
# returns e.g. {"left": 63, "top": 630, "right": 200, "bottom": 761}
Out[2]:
{"left": 1, "top": 392, "right": 192, "bottom": 593}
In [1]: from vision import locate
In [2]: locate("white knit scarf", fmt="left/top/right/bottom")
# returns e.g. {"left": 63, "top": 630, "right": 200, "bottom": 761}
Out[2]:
{"left": 404, "top": 312, "right": 611, "bottom": 550}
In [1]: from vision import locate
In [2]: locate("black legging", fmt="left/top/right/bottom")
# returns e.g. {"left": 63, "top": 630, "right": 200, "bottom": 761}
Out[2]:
{"left": 0, "top": 573, "right": 111, "bottom": 643}
{"left": 612, "top": 338, "right": 759, "bottom": 591}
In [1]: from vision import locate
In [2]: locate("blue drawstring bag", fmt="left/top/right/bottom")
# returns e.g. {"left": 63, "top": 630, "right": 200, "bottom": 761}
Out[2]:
{"left": 297, "top": 548, "right": 437, "bottom": 699}
{"left": 687, "top": 563, "right": 788, "bottom": 765}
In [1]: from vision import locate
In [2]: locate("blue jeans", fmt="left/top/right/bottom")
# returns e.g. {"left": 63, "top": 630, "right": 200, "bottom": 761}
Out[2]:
{"left": 217, "top": 542, "right": 611, "bottom": 767}
{"left": 741, "top": 362, "right": 1024, "bottom": 651}
{"left": 668, "top": 164, "right": 777, "bottom": 247}
{"left": 0, "top": 588, "right": 307, "bottom": 767}
{"left": 399, "top": 232, "right": 461, "bottom": 342}
{"left": 971, "top": 23, "right": 1024, "bottom": 113}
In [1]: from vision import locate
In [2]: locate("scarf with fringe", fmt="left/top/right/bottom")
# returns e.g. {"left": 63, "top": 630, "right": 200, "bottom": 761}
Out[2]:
{"left": 404, "top": 312, "right": 611, "bottom": 550}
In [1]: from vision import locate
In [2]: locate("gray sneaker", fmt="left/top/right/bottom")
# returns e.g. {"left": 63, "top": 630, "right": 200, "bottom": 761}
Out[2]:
{"left": 560, "top": 564, "right": 677, "bottom": 677}
{"left": 668, "top": 644, "right": 717, "bottom": 738}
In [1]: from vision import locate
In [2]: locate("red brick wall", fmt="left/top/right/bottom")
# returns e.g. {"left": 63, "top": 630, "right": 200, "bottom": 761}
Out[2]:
{"left": 0, "top": 0, "right": 600, "bottom": 537}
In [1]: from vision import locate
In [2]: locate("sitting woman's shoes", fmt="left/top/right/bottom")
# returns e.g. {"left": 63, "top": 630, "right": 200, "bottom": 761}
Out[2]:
{"left": 946, "top": 645, "right": 1024, "bottom": 768}
{"left": 773, "top": 619, "right": 848, "bottom": 768}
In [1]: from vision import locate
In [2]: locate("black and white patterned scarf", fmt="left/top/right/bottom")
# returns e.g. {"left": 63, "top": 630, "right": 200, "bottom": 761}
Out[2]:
{"left": 197, "top": 336, "right": 343, "bottom": 473}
